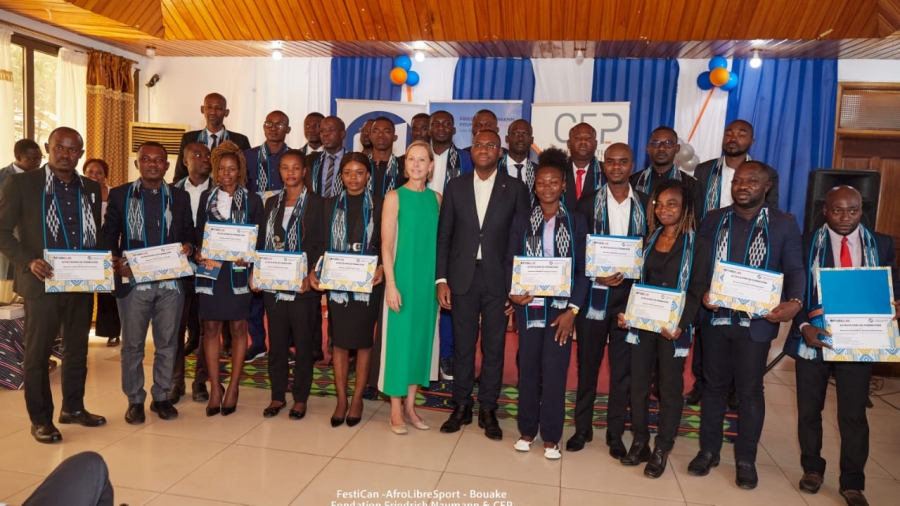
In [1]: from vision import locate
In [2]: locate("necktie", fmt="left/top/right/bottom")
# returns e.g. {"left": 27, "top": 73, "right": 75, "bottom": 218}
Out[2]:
{"left": 210, "top": 134, "right": 218, "bottom": 149}
{"left": 326, "top": 155, "right": 336, "bottom": 197}
{"left": 576, "top": 168, "right": 586, "bottom": 200}
{"left": 515, "top": 163, "right": 524, "bottom": 181}
{"left": 840, "top": 236, "right": 852, "bottom": 267}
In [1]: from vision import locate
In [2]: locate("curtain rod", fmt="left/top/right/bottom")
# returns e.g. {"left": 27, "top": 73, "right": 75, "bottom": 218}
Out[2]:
{"left": 0, "top": 19, "right": 139, "bottom": 64}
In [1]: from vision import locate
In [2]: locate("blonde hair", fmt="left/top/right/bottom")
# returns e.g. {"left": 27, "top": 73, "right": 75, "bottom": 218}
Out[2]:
{"left": 210, "top": 140, "right": 248, "bottom": 187}
{"left": 404, "top": 140, "right": 435, "bottom": 182}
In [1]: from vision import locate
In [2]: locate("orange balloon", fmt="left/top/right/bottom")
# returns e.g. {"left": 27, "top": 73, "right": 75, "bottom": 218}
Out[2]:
{"left": 710, "top": 67, "right": 730, "bottom": 87}
{"left": 390, "top": 67, "right": 407, "bottom": 85}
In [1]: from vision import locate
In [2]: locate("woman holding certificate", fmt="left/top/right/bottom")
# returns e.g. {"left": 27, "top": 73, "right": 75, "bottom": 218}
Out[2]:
{"left": 309, "top": 152, "right": 382, "bottom": 427}
{"left": 256, "top": 149, "right": 325, "bottom": 420}
{"left": 616, "top": 179, "right": 710, "bottom": 477}
{"left": 379, "top": 140, "right": 440, "bottom": 435}
{"left": 194, "top": 141, "right": 265, "bottom": 416}
{"left": 506, "top": 148, "right": 589, "bottom": 459}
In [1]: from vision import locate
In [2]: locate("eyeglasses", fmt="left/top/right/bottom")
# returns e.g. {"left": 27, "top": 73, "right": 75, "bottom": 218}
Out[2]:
{"left": 472, "top": 142, "right": 498, "bottom": 150}
{"left": 264, "top": 122, "right": 287, "bottom": 129}
{"left": 648, "top": 140, "right": 677, "bottom": 148}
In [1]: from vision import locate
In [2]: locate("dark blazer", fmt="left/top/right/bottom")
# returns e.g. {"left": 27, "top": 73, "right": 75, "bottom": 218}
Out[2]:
{"left": 0, "top": 163, "right": 20, "bottom": 190}
{"left": 436, "top": 170, "right": 530, "bottom": 296}
{"left": 505, "top": 209, "right": 591, "bottom": 311}
{"left": 693, "top": 158, "right": 779, "bottom": 218}
{"left": 256, "top": 191, "right": 326, "bottom": 300}
{"left": 173, "top": 129, "right": 251, "bottom": 182}
{"left": 628, "top": 168, "right": 703, "bottom": 222}
{"left": 322, "top": 194, "right": 383, "bottom": 264}
{"left": 102, "top": 182, "right": 196, "bottom": 297}
{"left": 372, "top": 157, "right": 407, "bottom": 199}
{"left": 698, "top": 205, "right": 805, "bottom": 342}
{"left": 644, "top": 233, "right": 712, "bottom": 331}
{"left": 0, "top": 168, "right": 104, "bottom": 298}
{"left": 455, "top": 147, "right": 475, "bottom": 176}
{"left": 563, "top": 158, "right": 604, "bottom": 211}
{"left": 305, "top": 150, "right": 348, "bottom": 196}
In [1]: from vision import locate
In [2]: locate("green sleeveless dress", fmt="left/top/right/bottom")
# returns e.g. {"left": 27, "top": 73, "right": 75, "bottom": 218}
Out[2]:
{"left": 378, "top": 186, "right": 440, "bottom": 396}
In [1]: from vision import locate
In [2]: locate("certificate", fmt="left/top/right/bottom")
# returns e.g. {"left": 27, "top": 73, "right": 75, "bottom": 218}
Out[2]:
{"left": 825, "top": 315, "right": 894, "bottom": 349}
{"left": 708, "top": 260, "right": 783, "bottom": 316}
{"left": 44, "top": 249, "right": 114, "bottom": 293}
{"left": 252, "top": 251, "right": 307, "bottom": 292}
{"left": 124, "top": 244, "right": 193, "bottom": 284}
{"left": 511, "top": 256, "right": 572, "bottom": 297}
{"left": 317, "top": 252, "right": 378, "bottom": 293}
{"left": 201, "top": 223, "right": 258, "bottom": 262}
{"left": 586, "top": 235, "right": 643, "bottom": 279}
{"left": 624, "top": 284, "right": 685, "bottom": 334}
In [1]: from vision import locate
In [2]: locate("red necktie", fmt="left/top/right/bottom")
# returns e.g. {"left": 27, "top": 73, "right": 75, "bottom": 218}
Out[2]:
{"left": 576, "top": 169, "right": 586, "bottom": 200}
{"left": 840, "top": 236, "right": 852, "bottom": 267}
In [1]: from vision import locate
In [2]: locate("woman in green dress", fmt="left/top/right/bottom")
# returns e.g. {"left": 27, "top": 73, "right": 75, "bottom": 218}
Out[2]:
{"left": 378, "top": 140, "right": 441, "bottom": 435}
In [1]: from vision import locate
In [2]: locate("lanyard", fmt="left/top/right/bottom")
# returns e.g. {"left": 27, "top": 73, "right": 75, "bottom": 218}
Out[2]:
{"left": 43, "top": 186, "right": 82, "bottom": 250}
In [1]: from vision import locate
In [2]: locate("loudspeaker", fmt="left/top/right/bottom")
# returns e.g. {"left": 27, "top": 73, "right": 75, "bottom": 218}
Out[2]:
{"left": 804, "top": 169, "right": 880, "bottom": 233}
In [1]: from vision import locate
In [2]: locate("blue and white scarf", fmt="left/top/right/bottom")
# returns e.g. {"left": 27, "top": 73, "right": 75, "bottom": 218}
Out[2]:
{"left": 41, "top": 165, "right": 97, "bottom": 250}
{"left": 522, "top": 203, "right": 575, "bottom": 329}
{"left": 499, "top": 153, "right": 535, "bottom": 203}
{"left": 444, "top": 144, "right": 464, "bottom": 188}
{"left": 263, "top": 188, "right": 309, "bottom": 301}
{"left": 195, "top": 185, "right": 250, "bottom": 296}
{"left": 312, "top": 152, "right": 343, "bottom": 197}
{"left": 196, "top": 129, "right": 229, "bottom": 147}
{"left": 124, "top": 179, "right": 177, "bottom": 291}
{"left": 710, "top": 207, "right": 770, "bottom": 327}
{"left": 632, "top": 165, "right": 683, "bottom": 195}
{"left": 327, "top": 189, "right": 376, "bottom": 304}
{"left": 254, "top": 143, "right": 288, "bottom": 195}
{"left": 701, "top": 155, "right": 752, "bottom": 219}
{"left": 369, "top": 153, "right": 400, "bottom": 198}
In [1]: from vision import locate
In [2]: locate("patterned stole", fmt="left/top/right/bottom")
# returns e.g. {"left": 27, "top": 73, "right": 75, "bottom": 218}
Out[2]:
{"left": 327, "top": 189, "right": 376, "bottom": 304}
{"left": 255, "top": 143, "right": 288, "bottom": 194}
{"left": 710, "top": 207, "right": 770, "bottom": 327}
{"left": 522, "top": 204, "right": 574, "bottom": 329}
{"left": 368, "top": 153, "right": 399, "bottom": 198}
{"left": 702, "top": 154, "right": 752, "bottom": 219}
{"left": 444, "top": 144, "right": 463, "bottom": 187}
{"left": 586, "top": 185, "right": 647, "bottom": 320}
{"left": 195, "top": 186, "right": 250, "bottom": 296}
{"left": 263, "top": 188, "right": 309, "bottom": 301}
{"left": 499, "top": 153, "right": 535, "bottom": 204}
{"left": 124, "top": 180, "right": 177, "bottom": 291}
{"left": 41, "top": 165, "right": 97, "bottom": 250}
{"left": 632, "top": 165, "right": 682, "bottom": 195}
{"left": 311, "top": 152, "right": 335, "bottom": 195}
{"left": 174, "top": 177, "right": 211, "bottom": 191}
{"left": 567, "top": 156, "right": 603, "bottom": 195}
{"left": 196, "top": 129, "right": 230, "bottom": 147}
{"left": 796, "top": 224, "right": 879, "bottom": 360}
{"left": 625, "top": 229, "right": 696, "bottom": 357}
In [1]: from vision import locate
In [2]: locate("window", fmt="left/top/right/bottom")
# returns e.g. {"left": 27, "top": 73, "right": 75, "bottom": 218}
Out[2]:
{"left": 10, "top": 34, "right": 58, "bottom": 148}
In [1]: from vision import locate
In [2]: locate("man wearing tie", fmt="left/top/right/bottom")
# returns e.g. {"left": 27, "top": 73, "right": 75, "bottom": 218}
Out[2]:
{"left": 173, "top": 93, "right": 251, "bottom": 181}
{"left": 306, "top": 116, "right": 348, "bottom": 198}
{"left": 564, "top": 123, "right": 604, "bottom": 210}
{"left": 437, "top": 130, "right": 530, "bottom": 440}
{"left": 500, "top": 120, "right": 536, "bottom": 202}
{"left": 784, "top": 186, "right": 898, "bottom": 506}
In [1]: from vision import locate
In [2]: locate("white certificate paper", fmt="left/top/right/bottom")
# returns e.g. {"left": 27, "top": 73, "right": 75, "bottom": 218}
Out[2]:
{"left": 252, "top": 251, "right": 307, "bottom": 292}
{"left": 124, "top": 244, "right": 192, "bottom": 282}
{"left": 708, "top": 260, "right": 784, "bottom": 315}
{"left": 624, "top": 284, "right": 685, "bottom": 334}
{"left": 586, "top": 235, "right": 643, "bottom": 279}
{"left": 825, "top": 315, "right": 894, "bottom": 350}
{"left": 44, "top": 250, "right": 114, "bottom": 293}
{"left": 511, "top": 256, "right": 573, "bottom": 297}
{"left": 201, "top": 223, "right": 258, "bottom": 262}
{"left": 318, "top": 252, "right": 378, "bottom": 293}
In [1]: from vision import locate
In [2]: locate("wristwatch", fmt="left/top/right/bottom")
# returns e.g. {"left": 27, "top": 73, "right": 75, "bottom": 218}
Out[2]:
{"left": 568, "top": 304, "right": 579, "bottom": 315}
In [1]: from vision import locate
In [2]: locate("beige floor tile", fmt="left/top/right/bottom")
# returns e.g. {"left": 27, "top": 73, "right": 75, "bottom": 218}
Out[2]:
{"left": 560, "top": 488, "right": 686, "bottom": 506}
{"left": 147, "top": 494, "right": 246, "bottom": 505}
{"left": 445, "top": 430, "right": 561, "bottom": 487}
{"left": 167, "top": 445, "right": 329, "bottom": 506}
{"left": 780, "top": 468, "right": 900, "bottom": 506}
{"left": 0, "top": 390, "right": 29, "bottom": 419}
{"left": 858, "top": 409, "right": 900, "bottom": 443}
{"left": 0, "top": 414, "right": 27, "bottom": 438}
{"left": 866, "top": 394, "right": 900, "bottom": 417}
{"left": 137, "top": 400, "right": 264, "bottom": 444}
{"left": 669, "top": 435, "right": 777, "bottom": 467}
{"left": 760, "top": 430, "right": 893, "bottom": 480}
{"left": 764, "top": 372, "right": 784, "bottom": 385}
{"left": 868, "top": 441, "right": 900, "bottom": 480}
{"left": 234, "top": 412, "right": 365, "bottom": 457}
{"left": 0, "top": 470, "right": 44, "bottom": 503}
{"left": 111, "top": 486, "right": 160, "bottom": 506}
{"left": 0, "top": 425, "right": 132, "bottom": 475}
{"left": 437, "top": 472, "right": 560, "bottom": 506}
{"left": 290, "top": 458, "right": 442, "bottom": 506}
{"left": 669, "top": 454, "right": 806, "bottom": 506}
{"left": 764, "top": 383, "right": 798, "bottom": 406}
{"left": 303, "top": 392, "right": 385, "bottom": 421}
{"left": 773, "top": 370, "right": 797, "bottom": 386}
{"left": 98, "top": 433, "right": 227, "bottom": 492}
{"left": 337, "top": 416, "right": 461, "bottom": 472}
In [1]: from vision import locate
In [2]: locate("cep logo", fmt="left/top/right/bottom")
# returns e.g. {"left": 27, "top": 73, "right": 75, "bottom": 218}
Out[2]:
{"left": 553, "top": 112, "right": 624, "bottom": 144}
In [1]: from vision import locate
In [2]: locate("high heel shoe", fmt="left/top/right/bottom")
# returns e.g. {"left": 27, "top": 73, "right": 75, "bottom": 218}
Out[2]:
{"left": 206, "top": 384, "right": 224, "bottom": 417}
{"left": 221, "top": 388, "right": 238, "bottom": 416}
{"left": 331, "top": 415, "right": 346, "bottom": 427}
{"left": 346, "top": 416, "right": 362, "bottom": 427}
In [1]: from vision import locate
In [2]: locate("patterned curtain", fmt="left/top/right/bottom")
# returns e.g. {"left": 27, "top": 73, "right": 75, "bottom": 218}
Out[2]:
{"left": 86, "top": 50, "right": 133, "bottom": 186}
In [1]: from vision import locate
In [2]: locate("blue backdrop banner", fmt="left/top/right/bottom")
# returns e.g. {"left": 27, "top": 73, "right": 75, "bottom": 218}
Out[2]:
{"left": 452, "top": 58, "right": 536, "bottom": 122}
{"left": 330, "top": 58, "right": 401, "bottom": 116}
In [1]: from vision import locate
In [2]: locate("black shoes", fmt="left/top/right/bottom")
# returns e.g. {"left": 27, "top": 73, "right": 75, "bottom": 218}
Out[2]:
{"left": 346, "top": 415, "right": 362, "bottom": 427}
{"left": 735, "top": 461, "right": 758, "bottom": 489}
{"left": 125, "top": 404, "right": 145, "bottom": 425}
{"left": 192, "top": 382, "right": 209, "bottom": 402}
{"left": 606, "top": 432, "right": 627, "bottom": 460}
{"left": 31, "top": 423, "right": 62, "bottom": 444}
{"left": 440, "top": 405, "right": 473, "bottom": 433}
{"left": 150, "top": 400, "right": 179, "bottom": 420}
{"left": 620, "top": 441, "right": 651, "bottom": 466}
{"left": 565, "top": 431, "right": 593, "bottom": 452}
{"left": 58, "top": 409, "right": 106, "bottom": 427}
{"left": 168, "top": 385, "right": 186, "bottom": 404}
{"left": 288, "top": 408, "right": 306, "bottom": 420}
{"left": 839, "top": 488, "right": 869, "bottom": 506}
{"left": 478, "top": 408, "right": 503, "bottom": 440}
{"left": 263, "top": 402, "right": 287, "bottom": 418}
{"left": 799, "top": 472, "right": 824, "bottom": 494}
{"left": 439, "top": 357, "right": 454, "bottom": 380}
{"left": 644, "top": 448, "right": 669, "bottom": 478}
{"left": 331, "top": 414, "right": 346, "bottom": 427}
{"left": 687, "top": 451, "right": 720, "bottom": 476}
{"left": 684, "top": 385, "right": 702, "bottom": 405}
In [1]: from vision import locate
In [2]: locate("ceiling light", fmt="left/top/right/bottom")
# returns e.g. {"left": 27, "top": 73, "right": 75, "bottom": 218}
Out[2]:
{"left": 750, "top": 39, "right": 766, "bottom": 47}
{"left": 145, "top": 46, "right": 156, "bottom": 58}
{"left": 272, "top": 49, "right": 283, "bottom": 61}
{"left": 575, "top": 49, "right": 585, "bottom": 65}
{"left": 270, "top": 40, "right": 283, "bottom": 49}
{"left": 414, "top": 50, "right": 426, "bottom": 62}
{"left": 411, "top": 40, "right": 429, "bottom": 50}
{"left": 749, "top": 50, "right": 762, "bottom": 68}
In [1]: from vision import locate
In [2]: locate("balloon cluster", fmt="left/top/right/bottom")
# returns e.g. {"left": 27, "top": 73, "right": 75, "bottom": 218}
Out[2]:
{"left": 697, "top": 56, "right": 739, "bottom": 91}
{"left": 675, "top": 138, "right": 700, "bottom": 174}
{"left": 389, "top": 55, "right": 420, "bottom": 87}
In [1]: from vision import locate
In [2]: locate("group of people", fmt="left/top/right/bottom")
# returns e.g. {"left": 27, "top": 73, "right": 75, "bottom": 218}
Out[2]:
{"left": 0, "top": 92, "right": 893, "bottom": 506}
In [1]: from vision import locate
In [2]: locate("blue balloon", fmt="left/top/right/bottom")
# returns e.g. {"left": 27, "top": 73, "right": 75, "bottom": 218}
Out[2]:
{"left": 405, "top": 70, "right": 420, "bottom": 86}
{"left": 394, "top": 55, "right": 412, "bottom": 71}
{"left": 720, "top": 72, "right": 739, "bottom": 92}
{"left": 708, "top": 56, "right": 728, "bottom": 70}
{"left": 697, "top": 72, "right": 713, "bottom": 90}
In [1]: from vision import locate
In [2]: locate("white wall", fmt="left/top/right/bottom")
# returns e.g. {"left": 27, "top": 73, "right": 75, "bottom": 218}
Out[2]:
{"left": 838, "top": 60, "right": 900, "bottom": 83}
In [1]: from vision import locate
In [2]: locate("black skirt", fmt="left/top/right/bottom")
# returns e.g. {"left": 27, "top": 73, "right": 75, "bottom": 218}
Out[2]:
{"left": 327, "top": 283, "right": 383, "bottom": 350}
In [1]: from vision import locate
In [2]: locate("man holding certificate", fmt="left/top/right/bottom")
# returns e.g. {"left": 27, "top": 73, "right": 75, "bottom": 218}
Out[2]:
{"left": 691, "top": 161, "right": 805, "bottom": 489}
{"left": 103, "top": 141, "right": 195, "bottom": 424}
{"left": 568, "top": 143, "right": 649, "bottom": 457}
{"left": 784, "top": 186, "right": 899, "bottom": 506}
{"left": 0, "top": 127, "right": 107, "bottom": 443}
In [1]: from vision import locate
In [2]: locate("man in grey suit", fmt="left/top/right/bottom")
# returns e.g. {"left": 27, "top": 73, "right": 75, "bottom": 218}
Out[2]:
{"left": 0, "top": 139, "right": 43, "bottom": 282}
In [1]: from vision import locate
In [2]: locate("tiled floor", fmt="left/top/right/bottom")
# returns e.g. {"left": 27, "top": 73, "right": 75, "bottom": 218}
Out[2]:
{"left": 2, "top": 331, "right": 900, "bottom": 506}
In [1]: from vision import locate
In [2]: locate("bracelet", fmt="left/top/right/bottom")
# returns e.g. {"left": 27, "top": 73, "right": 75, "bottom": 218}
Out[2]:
{"left": 788, "top": 298, "right": 802, "bottom": 308}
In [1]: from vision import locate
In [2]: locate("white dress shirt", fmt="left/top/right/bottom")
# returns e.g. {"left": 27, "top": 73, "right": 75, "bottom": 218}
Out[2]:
{"left": 183, "top": 178, "right": 211, "bottom": 226}
{"left": 571, "top": 161, "right": 590, "bottom": 195}
{"left": 828, "top": 225, "right": 861, "bottom": 267}
{"left": 506, "top": 156, "right": 527, "bottom": 181}
{"left": 215, "top": 192, "right": 233, "bottom": 220}
{"left": 606, "top": 185, "right": 636, "bottom": 236}
{"left": 204, "top": 128, "right": 227, "bottom": 149}
{"left": 429, "top": 148, "right": 450, "bottom": 194}
{"left": 719, "top": 163, "right": 736, "bottom": 207}
{"left": 473, "top": 169, "right": 497, "bottom": 260}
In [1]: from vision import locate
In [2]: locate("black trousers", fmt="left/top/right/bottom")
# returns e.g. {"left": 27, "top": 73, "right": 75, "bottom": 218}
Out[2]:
{"left": 690, "top": 326, "right": 703, "bottom": 389}
{"left": 699, "top": 324, "right": 771, "bottom": 462}
{"left": 796, "top": 358, "right": 871, "bottom": 491}
{"left": 572, "top": 311, "right": 630, "bottom": 436}
{"left": 264, "top": 294, "right": 318, "bottom": 403}
{"left": 173, "top": 290, "right": 208, "bottom": 389}
{"left": 24, "top": 451, "right": 113, "bottom": 506}
{"left": 93, "top": 293, "right": 120, "bottom": 338}
{"left": 450, "top": 264, "right": 508, "bottom": 411}
{"left": 23, "top": 292, "right": 93, "bottom": 425}
{"left": 630, "top": 330, "right": 685, "bottom": 451}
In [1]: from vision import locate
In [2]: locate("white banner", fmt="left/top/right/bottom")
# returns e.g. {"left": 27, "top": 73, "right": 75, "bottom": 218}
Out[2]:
{"left": 531, "top": 102, "right": 630, "bottom": 160}
{"left": 335, "top": 99, "right": 427, "bottom": 156}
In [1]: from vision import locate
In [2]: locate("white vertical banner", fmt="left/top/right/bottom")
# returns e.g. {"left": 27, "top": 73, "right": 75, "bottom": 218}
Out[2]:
{"left": 426, "top": 100, "right": 522, "bottom": 148}
{"left": 674, "top": 59, "right": 731, "bottom": 165}
{"left": 56, "top": 48, "right": 88, "bottom": 141}
{"left": 0, "top": 28, "right": 15, "bottom": 165}
{"left": 532, "top": 59, "right": 595, "bottom": 103}
{"left": 335, "top": 99, "right": 427, "bottom": 155}
{"left": 531, "top": 102, "right": 630, "bottom": 159}
{"left": 408, "top": 57, "right": 458, "bottom": 104}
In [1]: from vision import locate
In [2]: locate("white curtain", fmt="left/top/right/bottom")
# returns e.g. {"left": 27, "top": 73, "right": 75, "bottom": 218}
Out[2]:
{"left": 0, "top": 28, "right": 14, "bottom": 165}
{"left": 409, "top": 57, "right": 458, "bottom": 104}
{"left": 56, "top": 47, "right": 88, "bottom": 142}
{"left": 673, "top": 59, "right": 731, "bottom": 167}
{"left": 532, "top": 59, "right": 594, "bottom": 103}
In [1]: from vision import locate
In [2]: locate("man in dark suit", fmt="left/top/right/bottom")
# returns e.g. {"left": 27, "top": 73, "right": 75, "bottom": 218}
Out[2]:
{"left": 306, "top": 116, "right": 348, "bottom": 198}
{"left": 300, "top": 112, "right": 325, "bottom": 155}
{"left": 500, "top": 120, "right": 536, "bottom": 201}
{"left": 103, "top": 142, "right": 195, "bottom": 425}
{"left": 785, "top": 185, "right": 898, "bottom": 506}
{"left": 437, "top": 130, "right": 530, "bottom": 440}
{"left": 370, "top": 116, "right": 407, "bottom": 198}
{"left": 462, "top": 110, "right": 508, "bottom": 157}
{"left": 173, "top": 93, "right": 251, "bottom": 181}
{"left": 1, "top": 139, "right": 43, "bottom": 282}
{"left": 0, "top": 127, "right": 107, "bottom": 443}
{"left": 563, "top": 123, "right": 604, "bottom": 211}
{"left": 629, "top": 126, "right": 700, "bottom": 208}
{"left": 690, "top": 161, "right": 805, "bottom": 489}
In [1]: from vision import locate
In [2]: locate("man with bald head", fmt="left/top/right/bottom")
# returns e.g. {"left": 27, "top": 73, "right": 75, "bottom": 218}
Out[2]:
{"left": 783, "top": 185, "right": 898, "bottom": 505}
{"left": 564, "top": 123, "right": 604, "bottom": 210}
{"left": 245, "top": 110, "right": 291, "bottom": 200}
{"left": 307, "top": 116, "right": 348, "bottom": 198}
{"left": 174, "top": 93, "right": 251, "bottom": 181}
{"left": 0, "top": 127, "right": 107, "bottom": 443}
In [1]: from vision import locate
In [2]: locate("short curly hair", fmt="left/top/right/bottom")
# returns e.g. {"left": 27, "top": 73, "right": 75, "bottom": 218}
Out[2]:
{"left": 210, "top": 140, "right": 247, "bottom": 187}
